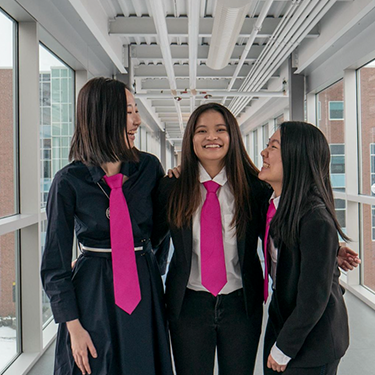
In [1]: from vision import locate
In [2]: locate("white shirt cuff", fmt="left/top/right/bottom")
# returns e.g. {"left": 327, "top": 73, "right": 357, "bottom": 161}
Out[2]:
{"left": 270, "top": 343, "right": 292, "bottom": 366}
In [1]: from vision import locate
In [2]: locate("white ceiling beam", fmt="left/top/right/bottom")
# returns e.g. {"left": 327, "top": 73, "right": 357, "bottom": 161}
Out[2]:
{"left": 146, "top": 0, "right": 184, "bottom": 134}
{"left": 130, "top": 44, "right": 262, "bottom": 63}
{"left": 110, "top": 17, "right": 319, "bottom": 39}
{"left": 136, "top": 90, "right": 287, "bottom": 98}
{"left": 137, "top": 97, "right": 165, "bottom": 131}
{"left": 68, "top": 0, "right": 127, "bottom": 73}
{"left": 134, "top": 65, "right": 251, "bottom": 78}
{"left": 140, "top": 79, "right": 246, "bottom": 90}
{"left": 188, "top": 0, "right": 201, "bottom": 112}
{"left": 295, "top": 0, "right": 375, "bottom": 74}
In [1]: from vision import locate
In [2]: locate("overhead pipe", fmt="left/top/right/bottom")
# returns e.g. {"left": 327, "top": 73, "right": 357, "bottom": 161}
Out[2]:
{"left": 229, "top": 0, "right": 305, "bottom": 114}
{"left": 147, "top": 0, "right": 184, "bottom": 134}
{"left": 134, "top": 90, "right": 287, "bottom": 98}
{"left": 207, "top": 0, "right": 253, "bottom": 70}
{"left": 235, "top": 0, "right": 335, "bottom": 116}
{"left": 221, "top": 0, "right": 275, "bottom": 105}
{"left": 230, "top": 0, "right": 338, "bottom": 117}
{"left": 188, "top": 0, "right": 201, "bottom": 113}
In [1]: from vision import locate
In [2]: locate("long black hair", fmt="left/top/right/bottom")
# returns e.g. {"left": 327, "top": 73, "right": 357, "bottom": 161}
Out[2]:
{"left": 271, "top": 121, "right": 349, "bottom": 247}
{"left": 168, "top": 102, "right": 259, "bottom": 238}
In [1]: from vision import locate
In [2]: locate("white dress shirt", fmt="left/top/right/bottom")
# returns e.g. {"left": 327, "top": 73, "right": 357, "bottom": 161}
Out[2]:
{"left": 187, "top": 163, "right": 243, "bottom": 294}
{"left": 268, "top": 193, "right": 292, "bottom": 366}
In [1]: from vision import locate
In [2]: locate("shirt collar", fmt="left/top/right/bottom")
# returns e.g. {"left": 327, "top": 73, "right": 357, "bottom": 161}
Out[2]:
{"left": 87, "top": 162, "right": 131, "bottom": 183}
{"left": 270, "top": 192, "right": 281, "bottom": 210}
{"left": 198, "top": 163, "right": 227, "bottom": 187}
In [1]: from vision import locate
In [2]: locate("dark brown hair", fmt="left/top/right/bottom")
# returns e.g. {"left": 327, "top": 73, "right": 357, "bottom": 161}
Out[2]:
{"left": 69, "top": 77, "right": 135, "bottom": 165}
{"left": 271, "top": 121, "right": 349, "bottom": 247}
{"left": 168, "top": 102, "right": 259, "bottom": 237}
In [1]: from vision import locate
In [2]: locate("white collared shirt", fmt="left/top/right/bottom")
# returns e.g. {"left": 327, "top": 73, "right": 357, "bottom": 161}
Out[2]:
{"left": 187, "top": 163, "right": 243, "bottom": 294}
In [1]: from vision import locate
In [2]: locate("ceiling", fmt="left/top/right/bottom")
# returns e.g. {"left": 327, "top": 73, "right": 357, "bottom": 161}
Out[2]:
{"left": 7, "top": 0, "right": 375, "bottom": 150}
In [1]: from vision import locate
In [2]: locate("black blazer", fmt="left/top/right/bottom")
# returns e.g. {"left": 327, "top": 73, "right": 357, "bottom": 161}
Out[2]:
{"left": 267, "top": 203, "right": 349, "bottom": 367}
{"left": 152, "top": 172, "right": 271, "bottom": 322}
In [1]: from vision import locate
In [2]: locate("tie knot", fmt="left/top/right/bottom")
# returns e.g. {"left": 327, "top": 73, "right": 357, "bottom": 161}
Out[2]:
{"left": 103, "top": 173, "right": 123, "bottom": 189}
{"left": 203, "top": 180, "right": 220, "bottom": 194}
{"left": 266, "top": 200, "right": 276, "bottom": 220}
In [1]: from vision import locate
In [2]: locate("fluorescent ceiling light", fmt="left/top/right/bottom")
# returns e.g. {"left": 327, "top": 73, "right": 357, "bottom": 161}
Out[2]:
{"left": 207, "top": 0, "right": 253, "bottom": 70}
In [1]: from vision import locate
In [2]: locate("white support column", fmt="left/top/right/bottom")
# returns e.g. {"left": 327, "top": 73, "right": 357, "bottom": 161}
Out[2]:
{"left": 306, "top": 92, "right": 316, "bottom": 125}
{"left": 18, "top": 21, "right": 42, "bottom": 355}
{"left": 75, "top": 70, "right": 88, "bottom": 101}
{"left": 343, "top": 69, "right": 360, "bottom": 287}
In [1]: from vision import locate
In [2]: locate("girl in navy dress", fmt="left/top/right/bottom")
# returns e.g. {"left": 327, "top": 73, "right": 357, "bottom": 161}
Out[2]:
{"left": 41, "top": 77, "right": 173, "bottom": 375}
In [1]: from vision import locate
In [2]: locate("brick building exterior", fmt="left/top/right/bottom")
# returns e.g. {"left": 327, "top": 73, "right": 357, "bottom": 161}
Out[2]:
{"left": 0, "top": 68, "right": 16, "bottom": 317}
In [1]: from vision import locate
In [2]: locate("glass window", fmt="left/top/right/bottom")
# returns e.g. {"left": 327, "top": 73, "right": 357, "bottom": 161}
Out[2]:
{"left": 40, "top": 220, "right": 53, "bottom": 326}
{"left": 316, "top": 80, "right": 345, "bottom": 192}
{"left": 0, "top": 9, "right": 17, "bottom": 219}
{"left": 360, "top": 203, "right": 375, "bottom": 293}
{"left": 39, "top": 44, "right": 74, "bottom": 208}
{"left": 0, "top": 231, "right": 20, "bottom": 371}
{"left": 253, "top": 129, "right": 258, "bottom": 168}
{"left": 329, "top": 101, "right": 344, "bottom": 120}
{"left": 358, "top": 60, "right": 375, "bottom": 196}
{"left": 274, "top": 114, "right": 284, "bottom": 132}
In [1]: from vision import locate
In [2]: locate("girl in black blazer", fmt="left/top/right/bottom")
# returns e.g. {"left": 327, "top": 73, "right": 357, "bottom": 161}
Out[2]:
{"left": 153, "top": 103, "right": 271, "bottom": 375}
{"left": 258, "top": 121, "right": 349, "bottom": 375}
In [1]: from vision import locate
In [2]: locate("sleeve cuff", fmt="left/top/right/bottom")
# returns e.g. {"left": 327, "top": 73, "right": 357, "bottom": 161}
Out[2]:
{"left": 271, "top": 343, "right": 292, "bottom": 366}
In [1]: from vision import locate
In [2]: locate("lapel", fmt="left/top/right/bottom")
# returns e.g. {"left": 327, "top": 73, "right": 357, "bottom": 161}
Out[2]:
{"left": 237, "top": 236, "right": 246, "bottom": 270}
{"left": 181, "top": 223, "right": 193, "bottom": 266}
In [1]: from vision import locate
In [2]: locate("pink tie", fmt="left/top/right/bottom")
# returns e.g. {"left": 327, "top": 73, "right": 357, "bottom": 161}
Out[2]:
{"left": 200, "top": 181, "right": 227, "bottom": 296}
{"left": 103, "top": 174, "right": 141, "bottom": 314}
{"left": 264, "top": 199, "right": 276, "bottom": 302}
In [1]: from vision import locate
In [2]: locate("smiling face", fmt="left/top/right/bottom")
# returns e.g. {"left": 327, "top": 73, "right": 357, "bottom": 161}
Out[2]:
{"left": 125, "top": 89, "right": 141, "bottom": 148}
{"left": 192, "top": 110, "right": 230, "bottom": 173}
{"left": 258, "top": 129, "right": 283, "bottom": 196}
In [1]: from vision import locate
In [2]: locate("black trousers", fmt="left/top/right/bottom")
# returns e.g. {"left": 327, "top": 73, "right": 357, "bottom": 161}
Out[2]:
{"left": 169, "top": 288, "right": 263, "bottom": 375}
{"left": 263, "top": 319, "right": 340, "bottom": 375}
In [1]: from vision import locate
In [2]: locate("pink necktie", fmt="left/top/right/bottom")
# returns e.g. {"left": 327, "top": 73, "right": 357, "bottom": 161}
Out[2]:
{"left": 264, "top": 199, "right": 276, "bottom": 302}
{"left": 103, "top": 173, "right": 141, "bottom": 314}
{"left": 200, "top": 181, "right": 227, "bottom": 296}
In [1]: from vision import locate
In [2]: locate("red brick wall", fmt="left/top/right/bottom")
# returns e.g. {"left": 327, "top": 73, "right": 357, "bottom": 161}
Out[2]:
{"left": 359, "top": 67, "right": 375, "bottom": 291}
{"left": 0, "top": 69, "right": 16, "bottom": 317}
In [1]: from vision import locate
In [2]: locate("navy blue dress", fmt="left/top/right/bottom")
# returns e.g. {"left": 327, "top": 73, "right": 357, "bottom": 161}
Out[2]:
{"left": 41, "top": 151, "right": 174, "bottom": 375}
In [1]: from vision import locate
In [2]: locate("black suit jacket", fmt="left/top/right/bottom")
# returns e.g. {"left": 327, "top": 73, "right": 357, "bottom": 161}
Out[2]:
{"left": 152, "top": 172, "right": 271, "bottom": 322}
{"left": 267, "top": 203, "right": 349, "bottom": 367}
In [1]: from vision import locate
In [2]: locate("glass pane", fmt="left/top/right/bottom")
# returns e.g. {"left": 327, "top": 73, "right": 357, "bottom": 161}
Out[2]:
{"left": 0, "top": 231, "right": 20, "bottom": 371}
{"left": 316, "top": 80, "right": 345, "bottom": 192}
{"left": 253, "top": 129, "right": 258, "bottom": 168}
{"left": 39, "top": 45, "right": 75, "bottom": 209}
{"left": 0, "top": 9, "right": 17, "bottom": 218}
{"left": 40, "top": 220, "right": 53, "bottom": 326}
{"left": 360, "top": 203, "right": 375, "bottom": 293}
{"left": 358, "top": 59, "right": 375, "bottom": 196}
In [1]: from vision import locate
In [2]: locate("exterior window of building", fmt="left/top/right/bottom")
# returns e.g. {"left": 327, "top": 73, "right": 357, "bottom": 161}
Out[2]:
{"left": 329, "top": 101, "right": 344, "bottom": 120}
{"left": 330, "top": 144, "right": 345, "bottom": 190}
{"left": 0, "top": 9, "right": 20, "bottom": 373}
{"left": 274, "top": 114, "right": 284, "bottom": 132}
{"left": 39, "top": 45, "right": 74, "bottom": 329}
{"left": 358, "top": 59, "right": 375, "bottom": 293}
{"left": 262, "top": 124, "right": 268, "bottom": 150}
{"left": 40, "top": 220, "right": 53, "bottom": 326}
{"left": 316, "top": 80, "right": 345, "bottom": 192}
{"left": 39, "top": 44, "right": 74, "bottom": 208}
{"left": 0, "top": 9, "right": 17, "bottom": 219}
{"left": 253, "top": 129, "right": 258, "bottom": 168}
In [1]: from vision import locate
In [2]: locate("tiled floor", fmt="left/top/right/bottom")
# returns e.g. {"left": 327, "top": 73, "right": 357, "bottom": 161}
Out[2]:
{"left": 28, "top": 291, "right": 374, "bottom": 375}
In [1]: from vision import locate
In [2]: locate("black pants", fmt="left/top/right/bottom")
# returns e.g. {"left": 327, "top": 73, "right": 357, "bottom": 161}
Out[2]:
{"left": 169, "top": 288, "right": 262, "bottom": 375}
